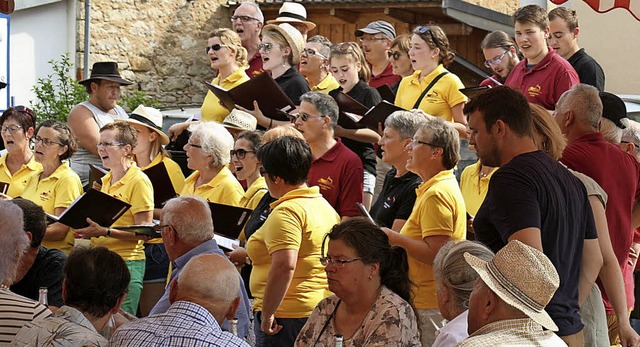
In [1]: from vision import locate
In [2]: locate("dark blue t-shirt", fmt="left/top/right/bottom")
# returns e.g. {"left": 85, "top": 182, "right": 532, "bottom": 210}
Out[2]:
{"left": 370, "top": 167, "right": 421, "bottom": 228}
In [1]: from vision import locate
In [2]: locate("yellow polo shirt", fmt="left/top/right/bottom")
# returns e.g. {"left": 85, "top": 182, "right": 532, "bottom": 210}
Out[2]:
{"left": 180, "top": 166, "right": 243, "bottom": 206}
{"left": 395, "top": 64, "right": 467, "bottom": 122}
{"left": 400, "top": 169, "right": 466, "bottom": 309}
{"left": 201, "top": 68, "right": 250, "bottom": 123}
{"left": 247, "top": 186, "right": 340, "bottom": 318}
{"left": 0, "top": 153, "right": 42, "bottom": 198}
{"left": 311, "top": 74, "right": 340, "bottom": 94}
{"left": 92, "top": 164, "right": 154, "bottom": 260}
{"left": 459, "top": 161, "right": 496, "bottom": 216}
{"left": 240, "top": 176, "right": 268, "bottom": 210}
{"left": 21, "top": 162, "right": 83, "bottom": 253}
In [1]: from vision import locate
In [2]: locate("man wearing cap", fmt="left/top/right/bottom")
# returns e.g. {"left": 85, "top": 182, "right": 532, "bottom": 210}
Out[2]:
{"left": 556, "top": 85, "right": 640, "bottom": 345}
{"left": 68, "top": 62, "right": 131, "bottom": 188}
{"left": 266, "top": 2, "right": 316, "bottom": 41}
{"left": 454, "top": 240, "right": 566, "bottom": 346}
{"left": 232, "top": 2, "right": 264, "bottom": 78}
{"left": 466, "top": 86, "right": 598, "bottom": 346}
{"left": 355, "top": 20, "right": 401, "bottom": 89}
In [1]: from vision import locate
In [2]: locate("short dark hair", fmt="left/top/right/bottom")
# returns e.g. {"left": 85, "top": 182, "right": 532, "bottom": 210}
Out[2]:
{"left": 237, "top": 130, "right": 264, "bottom": 152}
{"left": 480, "top": 31, "right": 516, "bottom": 51}
{"left": 257, "top": 136, "right": 312, "bottom": 185}
{"left": 0, "top": 106, "right": 37, "bottom": 132}
{"left": 513, "top": 4, "right": 548, "bottom": 30}
{"left": 548, "top": 7, "right": 579, "bottom": 31}
{"left": 10, "top": 198, "right": 46, "bottom": 248}
{"left": 64, "top": 246, "right": 130, "bottom": 318}
{"left": 300, "top": 92, "right": 339, "bottom": 127}
{"left": 463, "top": 86, "right": 532, "bottom": 137}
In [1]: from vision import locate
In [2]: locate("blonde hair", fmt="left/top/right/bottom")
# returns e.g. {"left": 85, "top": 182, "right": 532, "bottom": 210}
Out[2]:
{"left": 210, "top": 28, "right": 248, "bottom": 68}
{"left": 330, "top": 42, "right": 372, "bottom": 83}
{"left": 600, "top": 118, "right": 623, "bottom": 144}
{"left": 263, "top": 28, "right": 295, "bottom": 66}
{"left": 530, "top": 103, "right": 566, "bottom": 160}
{"left": 262, "top": 124, "right": 304, "bottom": 143}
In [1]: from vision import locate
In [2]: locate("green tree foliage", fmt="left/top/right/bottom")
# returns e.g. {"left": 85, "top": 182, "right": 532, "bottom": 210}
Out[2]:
{"left": 120, "top": 90, "right": 163, "bottom": 112}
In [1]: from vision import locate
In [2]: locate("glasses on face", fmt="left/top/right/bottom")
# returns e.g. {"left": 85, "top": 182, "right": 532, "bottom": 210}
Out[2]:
{"left": 320, "top": 256, "right": 363, "bottom": 268}
{"left": 230, "top": 148, "right": 255, "bottom": 160}
{"left": 154, "top": 224, "right": 174, "bottom": 232}
{"left": 484, "top": 51, "right": 508, "bottom": 68}
{"left": 205, "top": 44, "right": 228, "bottom": 54}
{"left": 415, "top": 26, "right": 441, "bottom": 50}
{"left": 302, "top": 48, "right": 327, "bottom": 59}
{"left": 387, "top": 50, "right": 405, "bottom": 61}
{"left": 358, "top": 36, "right": 389, "bottom": 43}
{"left": 257, "top": 43, "right": 274, "bottom": 53}
{"left": 230, "top": 15, "right": 259, "bottom": 23}
{"left": 289, "top": 113, "right": 326, "bottom": 122}
{"left": 35, "top": 136, "right": 63, "bottom": 147}
{"left": 1, "top": 125, "right": 22, "bottom": 134}
{"left": 411, "top": 138, "right": 439, "bottom": 147}
{"left": 186, "top": 142, "right": 203, "bottom": 149}
{"left": 258, "top": 166, "right": 267, "bottom": 176}
{"left": 97, "top": 141, "right": 126, "bottom": 148}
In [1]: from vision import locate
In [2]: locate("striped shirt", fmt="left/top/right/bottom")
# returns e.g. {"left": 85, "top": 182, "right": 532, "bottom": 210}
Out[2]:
{"left": 0, "top": 289, "right": 51, "bottom": 344}
{"left": 108, "top": 301, "right": 250, "bottom": 347}
{"left": 452, "top": 318, "right": 567, "bottom": 347}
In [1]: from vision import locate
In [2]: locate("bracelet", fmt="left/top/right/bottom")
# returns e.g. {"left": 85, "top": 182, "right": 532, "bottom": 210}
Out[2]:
{"left": 268, "top": 118, "right": 273, "bottom": 129}
{"left": 106, "top": 228, "right": 111, "bottom": 237}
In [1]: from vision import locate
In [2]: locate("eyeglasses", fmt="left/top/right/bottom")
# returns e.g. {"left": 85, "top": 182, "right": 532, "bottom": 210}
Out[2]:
{"left": 186, "top": 142, "right": 203, "bottom": 149}
{"left": 415, "top": 26, "right": 441, "bottom": 50}
{"left": 258, "top": 166, "right": 267, "bottom": 176}
{"left": 411, "top": 139, "right": 439, "bottom": 147}
{"left": 358, "top": 36, "right": 389, "bottom": 43}
{"left": 230, "top": 148, "right": 255, "bottom": 159}
{"left": 320, "top": 256, "right": 363, "bottom": 267}
{"left": 289, "top": 113, "right": 326, "bottom": 122}
{"left": 153, "top": 224, "right": 174, "bottom": 232}
{"left": 302, "top": 48, "right": 327, "bottom": 59}
{"left": 622, "top": 140, "right": 640, "bottom": 148}
{"left": 484, "top": 51, "right": 509, "bottom": 68}
{"left": 1, "top": 125, "right": 22, "bottom": 134}
{"left": 257, "top": 43, "right": 274, "bottom": 53}
{"left": 205, "top": 44, "right": 228, "bottom": 54}
{"left": 35, "top": 136, "right": 63, "bottom": 147}
{"left": 97, "top": 141, "right": 126, "bottom": 148}
{"left": 230, "top": 15, "right": 259, "bottom": 23}
{"left": 387, "top": 50, "right": 405, "bottom": 61}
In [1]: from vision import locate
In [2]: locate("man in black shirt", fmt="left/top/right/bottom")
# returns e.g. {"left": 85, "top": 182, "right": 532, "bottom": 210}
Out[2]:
{"left": 465, "top": 86, "right": 599, "bottom": 346}
{"left": 10, "top": 198, "right": 66, "bottom": 308}
{"left": 548, "top": 7, "right": 605, "bottom": 91}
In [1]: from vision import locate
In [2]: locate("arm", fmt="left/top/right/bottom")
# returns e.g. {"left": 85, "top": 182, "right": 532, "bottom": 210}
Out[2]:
{"left": 632, "top": 200, "right": 640, "bottom": 229}
{"left": 167, "top": 121, "right": 197, "bottom": 142}
{"left": 389, "top": 219, "right": 407, "bottom": 233}
{"left": 334, "top": 126, "right": 381, "bottom": 143}
{"left": 508, "top": 227, "right": 543, "bottom": 251}
{"left": 67, "top": 105, "right": 101, "bottom": 156}
{"left": 450, "top": 103, "right": 468, "bottom": 140}
{"left": 384, "top": 229, "right": 451, "bottom": 264}
{"left": 43, "top": 207, "right": 71, "bottom": 241}
{"left": 75, "top": 211, "right": 153, "bottom": 241}
{"left": 261, "top": 248, "right": 298, "bottom": 334}
{"left": 578, "top": 238, "right": 602, "bottom": 305}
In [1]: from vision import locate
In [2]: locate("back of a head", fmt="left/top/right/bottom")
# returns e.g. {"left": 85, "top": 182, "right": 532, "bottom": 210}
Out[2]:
{"left": 257, "top": 135, "right": 312, "bottom": 185}
{"left": 464, "top": 86, "right": 533, "bottom": 137}
{"left": 557, "top": 84, "right": 602, "bottom": 129}
{"left": 513, "top": 4, "right": 548, "bottom": 29}
{"left": 64, "top": 246, "right": 130, "bottom": 318}
{"left": 0, "top": 201, "right": 28, "bottom": 283}
{"left": 262, "top": 124, "right": 304, "bottom": 143}
{"left": 9, "top": 198, "right": 46, "bottom": 249}
{"left": 529, "top": 103, "right": 567, "bottom": 160}
{"left": 162, "top": 196, "right": 214, "bottom": 244}
{"left": 301, "top": 91, "right": 339, "bottom": 127}
{"left": 177, "top": 254, "right": 240, "bottom": 308}
{"left": 622, "top": 119, "right": 640, "bottom": 157}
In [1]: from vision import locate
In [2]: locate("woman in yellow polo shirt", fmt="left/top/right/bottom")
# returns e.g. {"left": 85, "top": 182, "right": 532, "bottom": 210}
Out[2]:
{"left": 247, "top": 136, "right": 340, "bottom": 346}
{"left": 181, "top": 121, "right": 243, "bottom": 206}
{"left": 0, "top": 106, "right": 41, "bottom": 197}
{"left": 21, "top": 120, "right": 83, "bottom": 254}
{"left": 75, "top": 122, "right": 154, "bottom": 315}
{"left": 233, "top": 130, "right": 266, "bottom": 210}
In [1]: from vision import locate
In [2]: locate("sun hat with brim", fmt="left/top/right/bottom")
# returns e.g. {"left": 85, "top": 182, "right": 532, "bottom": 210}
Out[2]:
{"left": 263, "top": 23, "right": 305, "bottom": 66}
{"left": 355, "top": 20, "right": 396, "bottom": 40}
{"left": 266, "top": 2, "right": 316, "bottom": 31}
{"left": 123, "top": 105, "right": 170, "bottom": 145}
{"left": 79, "top": 62, "right": 133, "bottom": 86}
{"left": 600, "top": 91, "right": 628, "bottom": 129}
{"left": 223, "top": 108, "right": 257, "bottom": 133}
{"left": 464, "top": 240, "right": 560, "bottom": 332}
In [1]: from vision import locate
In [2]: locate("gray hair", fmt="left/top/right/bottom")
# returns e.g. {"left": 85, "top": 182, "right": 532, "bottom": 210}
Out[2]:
{"left": 163, "top": 196, "right": 214, "bottom": 244}
{"left": 622, "top": 119, "right": 640, "bottom": 154}
{"left": 0, "top": 201, "right": 29, "bottom": 283}
{"left": 434, "top": 241, "right": 495, "bottom": 310}
{"left": 385, "top": 110, "right": 426, "bottom": 139}
{"left": 188, "top": 122, "right": 234, "bottom": 170}
{"left": 307, "top": 35, "right": 332, "bottom": 60}
{"left": 178, "top": 254, "right": 240, "bottom": 304}
{"left": 300, "top": 91, "right": 339, "bottom": 128}
{"left": 236, "top": 2, "right": 264, "bottom": 24}
{"left": 558, "top": 84, "right": 602, "bottom": 129}
{"left": 600, "top": 118, "right": 623, "bottom": 144}
{"left": 419, "top": 117, "right": 460, "bottom": 170}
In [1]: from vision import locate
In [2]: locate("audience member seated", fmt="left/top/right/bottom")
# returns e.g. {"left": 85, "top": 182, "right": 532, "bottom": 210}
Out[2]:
{"left": 149, "top": 195, "right": 251, "bottom": 338}
{"left": 453, "top": 240, "right": 566, "bottom": 346}
{"left": 110, "top": 254, "right": 250, "bottom": 347}
{"left": 432, "top": 240, "right": 494, "bottom": 347}
{"left": 295, "top": 218, "right": 420, "bottom": 346}
{"left": 12, "top": 246, "right": 129, "bottom": 346}
{"left": 0, "top": 201, "right": 50, "bottom": 344}
{"left": 10, "top": 198, "right": 66, "bottom": 309}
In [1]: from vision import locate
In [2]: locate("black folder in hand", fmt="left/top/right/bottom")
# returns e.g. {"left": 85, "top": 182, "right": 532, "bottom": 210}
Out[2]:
{"left": 143, "top": 162, "right": 178, "bottom": 209}
{"left": 89, "top": 164, "right": 107, "bottom": 186}
{"left": 208, "top": 202, "right": 252, "bottom": 251}
{"left": 48, "top": 188, "right": 131, "bottom": 229}
{"left": 334, "top": 92, "right": 405, "bottom": 131}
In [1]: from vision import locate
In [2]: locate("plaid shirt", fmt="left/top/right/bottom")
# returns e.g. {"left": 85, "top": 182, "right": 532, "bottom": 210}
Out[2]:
{"left": 108, "top": 301, "right": 249, "bottom": 347}
{"left": 452, "top": 318, "right": 567, "bottom": 347}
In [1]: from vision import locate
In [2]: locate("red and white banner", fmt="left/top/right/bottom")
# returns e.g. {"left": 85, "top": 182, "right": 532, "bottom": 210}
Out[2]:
{"left": 551, "top": 0, "right": 640, "bottom": 21}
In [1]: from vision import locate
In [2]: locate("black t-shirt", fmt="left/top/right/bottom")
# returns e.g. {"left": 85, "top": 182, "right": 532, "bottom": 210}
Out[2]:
{"left": 329, "top": 80, "right": 381, "bottom": 175}
{"left": 275, "top": 67, "right": 310, "bottom": 105}
{"left": 11, "top": 247, "right": 66, "bottom": 308}
{"left": 474, "top": 151, "right": 597, "bottom": 336}
{"left": 241, "top": 192, "right": 276, "bottom": 297}
{"left": 568, "top": 48, "right": 605, "bottom": 92}
{"left": 370, "top": 168, "right": 421, "bottom": 228}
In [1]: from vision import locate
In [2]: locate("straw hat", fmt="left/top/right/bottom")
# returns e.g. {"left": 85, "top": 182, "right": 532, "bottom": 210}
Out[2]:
{"left": 80, "top": 62, "right": 133, "bottom": 86}
{"left": 123, "top": 105, "right": 170, "bottom": 145}
{"left": 266, "top": 2, "right": 316, "bottom": 31}
{"left": 263, "top": 23, "right": 305, "bottom": 66}
{"left": 464, "top": 240, "right": 560, "bottom": 331}
{"left": 222, "top": 109, "right": 257, "bottom": 134}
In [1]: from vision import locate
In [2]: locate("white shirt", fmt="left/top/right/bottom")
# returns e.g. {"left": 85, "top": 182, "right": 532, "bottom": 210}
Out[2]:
{"left": 433, "top": 310, "right": 469, "bottom": 347}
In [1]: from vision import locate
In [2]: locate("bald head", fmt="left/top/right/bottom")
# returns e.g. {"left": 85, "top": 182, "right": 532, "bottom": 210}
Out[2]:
{"left": 556, "top": 84, "right": 602, "bottom": 129}
{"left": 162, "top": 196, "right": 214, "bottom": 244}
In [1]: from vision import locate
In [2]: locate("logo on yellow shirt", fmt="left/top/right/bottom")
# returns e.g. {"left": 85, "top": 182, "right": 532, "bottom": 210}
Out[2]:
{"left": 317, "top": 177, "right": 334, "bottom": 191}
{"left": 39, "top": 190, "right": 52, "bottom": 202}
{"left": 528, "top": 84, "right": 542, "bottom": 97}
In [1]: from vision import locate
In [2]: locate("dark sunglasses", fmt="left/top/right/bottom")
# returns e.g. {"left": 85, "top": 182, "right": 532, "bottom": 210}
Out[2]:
{"left": 205, "top": 44, "right": 228, "bottom": 54}
{"left": 230, "top": 148, "right": 255, "bottom": 160}
{"left": 12, "top": 105, "right": 36, "bottom": 123}
{"left": 387, "top": 51, "right": 405, "bottom": 61}
{"left": 330, "top": 42, "right": 357, "bottom": 52}
{"left": 415, "top": 26, "right": 441, "bottom": 49}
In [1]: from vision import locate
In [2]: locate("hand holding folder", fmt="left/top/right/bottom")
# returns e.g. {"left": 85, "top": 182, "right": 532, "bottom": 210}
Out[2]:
{"left": 48, "top": 188, "right": 131, "bottom": 229}
{"left": 208, "top": 202, "right": 252, "bottom": 251}
{"left": 333, "top": 92, "right": 405, "bottom": 131}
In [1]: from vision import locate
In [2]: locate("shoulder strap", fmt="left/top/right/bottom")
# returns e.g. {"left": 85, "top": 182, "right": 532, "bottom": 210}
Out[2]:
{"left": 412, "top": 71, "right": 448, "bottom": 109}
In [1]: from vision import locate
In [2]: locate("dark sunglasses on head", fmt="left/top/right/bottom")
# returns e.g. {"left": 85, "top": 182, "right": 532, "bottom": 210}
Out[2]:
{"left": 330, "top": 42, "right": 357, "bottom": 52}
{"left": 12, "top": 105, "right": 36, "bottom": 123}
{"left": 230, "top": 148, "right": 255, "bottom": 160}
{"left": 205, "top": 44, "right": 228, "bottom": 54}
{"left": 415, "top": 26, "right": 441, "bottom": 49}
{"left": 387, "top": 51, "right": 405, "bottom": 61}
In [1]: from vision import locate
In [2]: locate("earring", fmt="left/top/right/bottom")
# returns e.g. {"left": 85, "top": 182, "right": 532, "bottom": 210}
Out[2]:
{"left": 368, "top": 275, "right": 373, "bottom": 280}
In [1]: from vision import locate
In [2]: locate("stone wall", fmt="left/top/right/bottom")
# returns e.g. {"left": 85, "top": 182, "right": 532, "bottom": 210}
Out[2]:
{"left": 76, "top": 0, "right": 231, "bottom": 109}
{"left": 463, "top": 0, "right": 519, "bottom": 16}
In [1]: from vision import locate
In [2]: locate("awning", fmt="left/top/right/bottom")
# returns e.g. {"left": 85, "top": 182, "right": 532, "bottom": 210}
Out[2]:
{"left": 441, "top": 0, "right": 514, "bottom": 36}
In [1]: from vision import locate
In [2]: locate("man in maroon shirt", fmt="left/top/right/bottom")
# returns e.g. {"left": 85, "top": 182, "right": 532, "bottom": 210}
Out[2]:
{"left": 355, "top": 21, "right": 401, "bottom": 89}
{"left": 232, "top": 2, "right": 264, "bottom": 78}
{"left": 293, "top": 91, "right": 364, "bottom": 219}
{"left": 555, "top": 84, "right": 640, "bottom": 345}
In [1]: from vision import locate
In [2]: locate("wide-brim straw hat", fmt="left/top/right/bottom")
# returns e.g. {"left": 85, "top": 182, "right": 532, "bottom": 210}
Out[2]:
{"left": 122, "top": 105, "right": 170, "bottom": 145}
{"left": 262, "top": 23, "right": 305, "bottom": 66}
{"left": 464, "top": 240, "right": 560, "bottom": 331}
{"left": 80, "top": 62, "right": 133, "bottom": 86}
{"left": 223, "top": 108, "right": 257, "bottom": 134}
{"left": 266, "top": 2, "right": 316, "bottom": 31}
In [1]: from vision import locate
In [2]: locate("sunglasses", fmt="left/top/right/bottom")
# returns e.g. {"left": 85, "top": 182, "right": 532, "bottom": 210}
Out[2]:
{"left": 387, "top": 51, "right": 405, "bottom": 61}
{"left": 230, "top": 148, "right": 255, "bottom": 160}
{"left": 288, "top": 113, "right": 326, "bottom": 122}
{"left": 205, "top": 44, "right": 228, "bottom": 54}
{"left": 302, "top": 48, "right": 327, "bottom": 59}
{"left": 257, "top": 43, "right": 274, "bottom": 53}
{"left": 330, "top": 42, "right": 357, "bottom": 52}
{"left": 415, "top": 26, "right": 441, "bottom": 50}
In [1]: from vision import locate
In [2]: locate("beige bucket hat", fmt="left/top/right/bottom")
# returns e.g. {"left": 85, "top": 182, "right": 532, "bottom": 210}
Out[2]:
{"left": 123, "top": 105, "right": 170, "bottom": 145}
{"left": 262, "top": 23, "right": 305, "bottom": 66}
